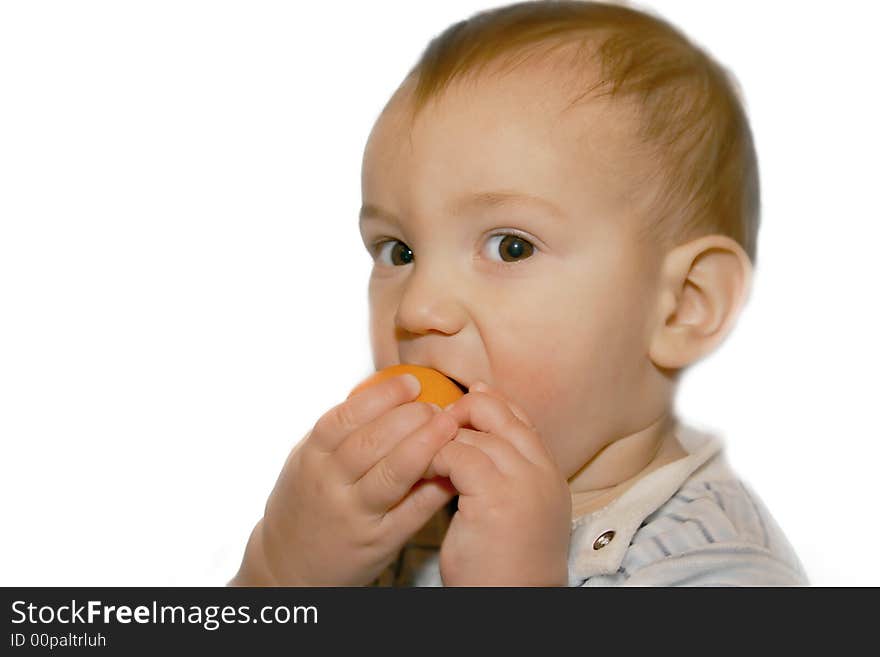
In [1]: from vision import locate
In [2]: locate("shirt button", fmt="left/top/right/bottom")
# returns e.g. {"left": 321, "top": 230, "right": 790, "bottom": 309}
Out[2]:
{"left": 593, "top": 530, "right": 615, "bottom": 550}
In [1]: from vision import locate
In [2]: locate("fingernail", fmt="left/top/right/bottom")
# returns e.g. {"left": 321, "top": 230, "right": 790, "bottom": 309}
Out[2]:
{"left": 401, "top": 374, "right": 421, "bottom": 396}
{"left": 429, "top": 403, "right": 442, "bottom": 412}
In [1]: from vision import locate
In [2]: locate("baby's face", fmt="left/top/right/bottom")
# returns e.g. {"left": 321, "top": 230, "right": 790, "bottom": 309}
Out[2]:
{"left": 359, "top": 63, "right": 668, "bottom": 479}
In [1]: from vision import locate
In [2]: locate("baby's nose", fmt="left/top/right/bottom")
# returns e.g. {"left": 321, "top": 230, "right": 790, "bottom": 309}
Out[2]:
{"left": 394, "top": 268, "right": 468, "bottom": 336}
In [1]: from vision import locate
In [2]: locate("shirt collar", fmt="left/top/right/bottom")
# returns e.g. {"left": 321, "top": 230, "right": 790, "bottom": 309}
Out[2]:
{"left": 567, "top": 422, "right": 724, "bottom": 584}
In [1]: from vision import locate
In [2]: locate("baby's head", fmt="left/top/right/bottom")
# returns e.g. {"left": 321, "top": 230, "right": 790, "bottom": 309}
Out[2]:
{"left": 359, "top": 1, "right": 756, "bottom": 483}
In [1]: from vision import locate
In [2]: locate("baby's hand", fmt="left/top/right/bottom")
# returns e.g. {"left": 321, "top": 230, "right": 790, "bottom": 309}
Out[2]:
{"left": 230, "top": 374, "right": 459, "bottom": 586}
{"left": 427, "top": 382, "right": 572, "bottom": 586}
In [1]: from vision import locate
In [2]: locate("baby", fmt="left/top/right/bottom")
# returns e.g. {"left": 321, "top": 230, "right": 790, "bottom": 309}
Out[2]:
{"left": 231, "top": 0, "right": 808, "bottom": 586}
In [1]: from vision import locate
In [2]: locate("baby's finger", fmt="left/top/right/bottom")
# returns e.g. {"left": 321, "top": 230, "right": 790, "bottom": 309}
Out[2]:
{"left": 429, "top": 439, "right": 502, "bottom": 497}
{"left": 309, "top": 373, "right": 421, "bottom": 453}
{"left": 450, "top": 427, "right": 529, "bottom": 477}
{"left": 354, "top": 409, "right": 459, "bottom": 514}
{"left": 443, "top": 392, "right": 550, "bottom": 466}
{"left": 333, "top": 400, "right": 438, "bottom": 484}
{"left": 469, "top": 381, "right": 536, "bottom": 430}
{"left": 378, "top": 476, "right": 457, "bottom": 545}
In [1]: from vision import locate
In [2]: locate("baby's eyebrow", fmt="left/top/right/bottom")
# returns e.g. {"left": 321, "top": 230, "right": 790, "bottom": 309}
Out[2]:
{"left": 360, "top": 189, "right": 565, "bottom": 226}
{"left": 359, "top": 203, "right": 398, "bottom": 226}
{"left": 450, "top": 190, "right": 565, "bottom": 221}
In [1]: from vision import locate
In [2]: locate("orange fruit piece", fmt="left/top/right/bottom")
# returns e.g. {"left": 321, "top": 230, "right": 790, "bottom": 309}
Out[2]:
{"left": 348, "top": 364, "right": 465, "bottom": 408}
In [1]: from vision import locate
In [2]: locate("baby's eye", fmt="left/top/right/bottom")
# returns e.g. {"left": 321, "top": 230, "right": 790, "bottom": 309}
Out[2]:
{"left": 485, "top": 233, "right": 535, "bottom": 263}
{"left": 372, "top": 233, "right": 536, "bottom": 267}
{"left": 375, "top": 239, "right": 414, "bottom": 266}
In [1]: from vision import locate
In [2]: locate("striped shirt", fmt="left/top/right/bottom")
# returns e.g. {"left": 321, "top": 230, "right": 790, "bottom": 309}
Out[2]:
{"left": 370, "top": 422, "right": 809, "bottom": 586}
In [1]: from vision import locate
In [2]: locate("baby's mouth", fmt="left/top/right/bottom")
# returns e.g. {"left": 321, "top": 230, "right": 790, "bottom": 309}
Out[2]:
{"left": 450, "top": 378, "right": 468, "bottom": 394}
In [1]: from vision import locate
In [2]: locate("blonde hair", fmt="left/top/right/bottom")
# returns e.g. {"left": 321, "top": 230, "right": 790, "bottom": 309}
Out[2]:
{"left": 396, "top": 0, "right": 760, "bottom": 262}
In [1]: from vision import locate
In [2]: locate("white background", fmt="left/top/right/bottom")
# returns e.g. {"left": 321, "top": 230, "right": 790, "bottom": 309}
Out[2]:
{"left": 1, "top": 1, "right": 877, "bottom": 586}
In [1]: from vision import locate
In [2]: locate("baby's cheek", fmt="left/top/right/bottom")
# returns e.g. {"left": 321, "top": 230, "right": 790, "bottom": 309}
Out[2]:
{"left": 496, "top": 343, "right": 611, "bottom": 470}
{"left": 498, "top": 357, "right": 570, "bottom": 432}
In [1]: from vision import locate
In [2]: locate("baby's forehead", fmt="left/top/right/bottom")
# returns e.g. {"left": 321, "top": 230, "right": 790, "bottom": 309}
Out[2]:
{"left": 376, "top": 60, "right": 649, "bottom": 172}
{"left": 364, "top": 69, "right": 656, "bottom": 223}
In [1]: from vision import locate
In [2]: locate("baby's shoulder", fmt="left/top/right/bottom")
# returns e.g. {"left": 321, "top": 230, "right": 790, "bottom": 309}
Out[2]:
{"left": 640, "top": 478, "right": 767, "bottom": 550}
{"left": 607, "top": 476, "right": 808, "bottom": 585}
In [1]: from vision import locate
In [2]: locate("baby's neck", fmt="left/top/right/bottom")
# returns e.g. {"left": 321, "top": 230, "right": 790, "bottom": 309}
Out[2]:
{"left": 568, "top": 413, "right": 686, "bottom": 519}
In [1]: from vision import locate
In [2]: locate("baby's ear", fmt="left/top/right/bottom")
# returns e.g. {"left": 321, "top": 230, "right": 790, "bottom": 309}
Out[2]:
{"left": 648, "top": 234, "right": 753, "bottom": 370}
